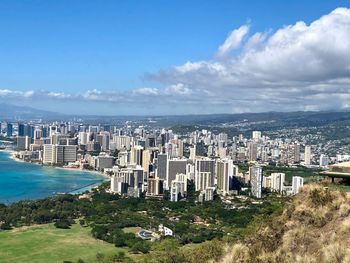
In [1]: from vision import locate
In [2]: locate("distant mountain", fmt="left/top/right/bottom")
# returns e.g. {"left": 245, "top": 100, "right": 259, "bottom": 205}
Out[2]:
{"left": 0, "top": 103, "right": 62, "bottom": 121}
{"left": 2, "top": 103, "right": 350, "bottom": 127}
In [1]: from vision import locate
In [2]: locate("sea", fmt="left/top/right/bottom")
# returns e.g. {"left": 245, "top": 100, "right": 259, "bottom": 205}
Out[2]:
{"left": 0, "top": 150, "right": 105, "bottom": 204}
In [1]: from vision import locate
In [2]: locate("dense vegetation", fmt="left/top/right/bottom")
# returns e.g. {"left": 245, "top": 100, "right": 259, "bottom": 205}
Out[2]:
{"left": 0, "top": 181, "right": 287, "bottom": 262}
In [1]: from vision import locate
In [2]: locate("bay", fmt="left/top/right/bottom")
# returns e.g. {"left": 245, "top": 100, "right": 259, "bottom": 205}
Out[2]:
{"left": 0, "top": 150, "right": 105, "bottom": 204}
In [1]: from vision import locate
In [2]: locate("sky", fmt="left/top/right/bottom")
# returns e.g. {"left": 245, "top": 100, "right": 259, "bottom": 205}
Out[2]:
{"left": 0, "top": 0, "right": 350, "bottom": 115}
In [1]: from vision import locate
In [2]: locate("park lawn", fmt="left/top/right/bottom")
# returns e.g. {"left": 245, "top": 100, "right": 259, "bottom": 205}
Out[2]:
{"left": 122, "top": 227, "right": 141, "bottom": 234}
{"left": 0, "top": 223, "right": 127, "bottom": 263}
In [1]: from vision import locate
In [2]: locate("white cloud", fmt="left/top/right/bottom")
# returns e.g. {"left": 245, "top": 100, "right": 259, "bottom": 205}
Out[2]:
{"left": 165, "top": 83, "right": 192, "bottom": 95}
{"left": 146, "top": 7, "right": 350, "bottom": 113}
{"left": 216, "top": 25, "right": 250, "bottom": 57}
{"left": 132, "top": 87, "right": 159, "bottom": 96}
{"left": 2, "top": 8, "right": 350, "bottom": 114}
{"left": 0, "top": 89, "right": 35, "bottom": 98}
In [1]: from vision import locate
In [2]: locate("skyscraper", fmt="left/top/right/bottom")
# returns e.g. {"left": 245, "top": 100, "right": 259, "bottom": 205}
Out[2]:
{"left": 6, "top": 123, "right": 13, "bottom": 137}
{"left": 292, "top": 176, "right": 304, "bottom": 195}
{"left": 156, "top": 153, "right": 168, "bottom": 180}
{"left": 167, "top": 159, "right": 187, "bottom": 188}
{"left": 252, "top": 131, "right": 262, "bottom": 141}
{"left": 270, "top": 173, "right": 285, "bottom": 193}
{"left": 248, "top": 142, "right": 258, "bottom": 161}
{"left": 216, "top": 159, "right": 233, "bottom": 195}
{"left": 305, "top": 145, "right": 311, "bottom": 165}
{"left": 250, "top": 165, "right": 263, "bottom": 198}
{"left": 195, "top": 158, "right": 215, "bottom": 191}
{"left": 18, "top": 123, "right": 25, "bottom": 136}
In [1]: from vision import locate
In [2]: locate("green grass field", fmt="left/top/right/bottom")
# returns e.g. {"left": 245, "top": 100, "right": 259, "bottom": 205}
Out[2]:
{"left": 0, "top": 223, "right": 127, "bottom": 263}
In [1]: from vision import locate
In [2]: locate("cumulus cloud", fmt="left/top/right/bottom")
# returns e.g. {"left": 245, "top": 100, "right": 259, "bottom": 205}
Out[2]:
{"left": 2, "top": 8, "right": 350, "bottom": 114}
{"left": 146, "top": 7, "right": 350, "bottom": 112}
{"left": 216, "top": 25, "right": 250, "bottom": 57}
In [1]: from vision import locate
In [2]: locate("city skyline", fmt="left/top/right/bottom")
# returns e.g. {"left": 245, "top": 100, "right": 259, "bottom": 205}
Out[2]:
{"left": 0, "top": 1, "right": 349, "bottom": 115}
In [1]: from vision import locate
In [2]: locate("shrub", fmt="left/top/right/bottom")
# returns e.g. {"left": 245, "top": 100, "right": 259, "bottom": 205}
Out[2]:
{"left": 308, "top": 188, "right": 334, "bottom": 207}
{"left": 130, "top": 241, "right": 151, "bottom": 254}
{"left": 54, "top": 219, "right": 71, "bottom": 229}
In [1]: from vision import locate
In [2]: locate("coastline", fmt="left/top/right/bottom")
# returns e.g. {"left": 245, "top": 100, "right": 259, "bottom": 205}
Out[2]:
{"left": 6, "top": 149, "right": 109, "bottom": 179}
{"left": 0, "top": 149, "right": 110, "bottom": 199}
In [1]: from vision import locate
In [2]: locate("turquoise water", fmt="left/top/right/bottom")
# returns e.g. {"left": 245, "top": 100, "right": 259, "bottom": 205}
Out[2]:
{"left": 0, "top": 151, "right": 105, "bottom": 204}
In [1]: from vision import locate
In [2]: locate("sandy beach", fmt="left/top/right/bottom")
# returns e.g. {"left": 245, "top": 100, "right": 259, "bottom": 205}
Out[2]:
{"left": 4, "top": 149, "right": 110, "bottom": 184}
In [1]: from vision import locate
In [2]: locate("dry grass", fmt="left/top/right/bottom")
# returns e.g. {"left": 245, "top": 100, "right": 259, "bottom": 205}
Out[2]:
{"left": 219, "top": 185, "right": 350, "bottom": 263}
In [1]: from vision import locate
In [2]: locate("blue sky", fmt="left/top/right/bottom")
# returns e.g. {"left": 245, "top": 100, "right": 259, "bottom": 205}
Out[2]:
{"left": 0, "top": 0, "right": 350, "bottom": 115}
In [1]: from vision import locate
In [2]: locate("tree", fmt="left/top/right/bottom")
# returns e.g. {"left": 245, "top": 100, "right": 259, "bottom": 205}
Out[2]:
{"left": 112, "top": 149, "right": 120, "bottom": 157}
{"left": 0, "top": 223, "right": 12, "bottom": 230}
{"left": 130, "top": 241, "right": 151, "bottom": 254}
{"left": 54, "top": 219, "right": 71, "bottom": 229}
{"left": 163, "top": 190, "right": 170, "bottom": 201}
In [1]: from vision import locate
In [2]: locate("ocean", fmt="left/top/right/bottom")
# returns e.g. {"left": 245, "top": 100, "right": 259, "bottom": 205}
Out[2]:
{"left": 0, "top": 151, "right": 105, "bottom": 204}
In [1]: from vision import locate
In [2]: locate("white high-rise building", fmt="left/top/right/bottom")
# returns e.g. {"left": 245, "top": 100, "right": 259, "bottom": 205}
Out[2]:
{"left": 189, "top": 146, "right": 196, "bottom": 162}
{"left": 78, "top": 132, "right": 89, "bottom": 145}
{"left": 170, "top": 177, "right": 186, "bottom": 202}
{"left": 250, "top": 165, "right": 263, "bottom": 198}
{"left": 252, "top": 131, "right": 262, "bottom": 141}
{"left": 113, "top": 135, "right": 131, "bottom": 150}
{"left": 131, "top": 145, "right": 143, "bottom": 166}
{"left": 270, "top": 173, "right": 285, "bottom": 193}
{"left": 304, "top": 145, "right": 311, "bottom": 165}
{"left": 292, "top": 176, "right": 304, "bottom": 195}
{"left": 319, "top": 154, "right": 329, "bottom": 167}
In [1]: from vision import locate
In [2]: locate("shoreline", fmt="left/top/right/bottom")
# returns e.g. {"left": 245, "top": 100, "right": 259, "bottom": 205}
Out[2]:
{"left": 5, "top": 149, "right": 109, "bottom": 179}
{"left": 0, "top": 149, "right": 110, "bottom": 198}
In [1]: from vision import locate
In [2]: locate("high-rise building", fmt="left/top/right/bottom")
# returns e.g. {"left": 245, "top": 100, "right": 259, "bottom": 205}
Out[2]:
{"left": 304, "top": 145, "right": 311, "bottom": 165}
{"left": 170, "top": 174, "right": 187, "bottom": 202}
{"left": 43, "top": 144, "right": 77, "bottom": 164}
{"left": 195, "top": 158, "right": 215, "bottom": 191}
{"left": 18, "top": 123, "right": 25, "bottom": 136}
{"left": 17, "top": 136, "right": 31, "bottom": 151}
{"left": 248, "top": 142, "right": 258, "bottom": 161}
{"left": 270, "top": 173, "right": 285, "bottom": 193}
{"left": 250, "top": 165, "right": 263, "bottom": 198}
{"left": 34, "top": 128, "right": 42, "bottom": 140}
{"left": 142, "top": 150, "right": 151, "bottom": 173}
{"left": 293, "top": 144, "right": 301, "bottom": 163}
{"left": 216, "top": 159, "right": 233, "bottom": 195}
{"left": 113, "top": 135, "right": 131, "bottom": 150}
{"left": 131, "top": 145, "right": 143, "bottom": 166}
{"left": 319, "top": 154, "right": 329, "bottom": 167}
{"left": 167, "top": 159, "right": 187, "bottom": 188}
{"left": 96, "top": 155, "right": 115, "bottom": 171}
{"left": 263, "top": 176, "right": 272, "bottom": 188}
{"left": 156, "top": 153, "right": 168, "bottom": 180}
{"left": 252, "top": 131, "right": 261, "bottom": 141}
{"left": 147, "top": 177, "right": 164, "bottom": 196}
{"left": 218, "top": 133, "right": 228, "bottom": 146}
{"left": 204, "top": 186, "right": 216, "bottom": 201}
{"left": 292, "top": 176, "right": 304, "bottom": 195}
{"left": 189, "top": 146, "right": 196, "bottom": 162}
{"left": 6, "top": 123, "right": 13, "bottom": 137}
{"left": 97, "top": 132, "right": 110, "bottom": 151}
